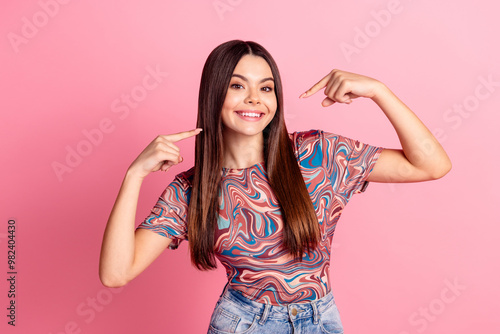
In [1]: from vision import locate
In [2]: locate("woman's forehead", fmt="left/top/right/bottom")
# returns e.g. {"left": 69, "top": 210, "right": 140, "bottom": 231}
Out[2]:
{"left": 232, "top": 55, "right": 273, "bottom": 80}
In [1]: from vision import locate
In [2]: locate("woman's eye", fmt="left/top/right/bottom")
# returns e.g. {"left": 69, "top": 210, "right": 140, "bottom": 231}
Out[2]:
{"left": 262, "top": 86, "right": 273, "bottom": 92}
{"left": 231, "top": 84, "right": 243, "bottom": 89}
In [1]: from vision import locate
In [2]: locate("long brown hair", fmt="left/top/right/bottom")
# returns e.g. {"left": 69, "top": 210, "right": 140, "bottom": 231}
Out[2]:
{"left": 188, "top": 40, "right": 319, "bottom": 270}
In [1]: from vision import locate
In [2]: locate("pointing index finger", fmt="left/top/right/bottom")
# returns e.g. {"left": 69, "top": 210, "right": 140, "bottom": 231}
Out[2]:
{"left": 299, "top": 73, "right": 331, "bottom": 98}
{"left": 168, "top": 128, "right": 203, "bottom": 142}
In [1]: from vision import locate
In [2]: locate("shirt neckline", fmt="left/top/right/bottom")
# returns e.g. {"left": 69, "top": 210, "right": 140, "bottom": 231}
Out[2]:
{"left": 221, "top": 161, "right": 265, "bottom": 173}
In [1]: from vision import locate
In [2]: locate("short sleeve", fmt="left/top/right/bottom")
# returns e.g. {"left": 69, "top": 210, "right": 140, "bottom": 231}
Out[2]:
{"left": 135, "top": 168, "right": 193, "bottom": 250}
{"left": 291, "top": 129, "right": 383, "bottom": 201}
{"left": 321, "top": 130, "right": 383, "bottom": 197}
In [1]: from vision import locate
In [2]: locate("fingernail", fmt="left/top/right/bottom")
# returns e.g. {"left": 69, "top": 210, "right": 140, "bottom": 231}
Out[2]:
{"left": 299, "top": 93, "right": 306, "bottom": 98}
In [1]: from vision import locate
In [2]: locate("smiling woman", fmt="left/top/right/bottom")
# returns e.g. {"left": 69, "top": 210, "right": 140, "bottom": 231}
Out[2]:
{"left": 99, "top": 40, "right": 451, "bottom": 334}
{"left": 220, "top": 55, "right": 278, "bottom": 164}
{"left": 188, "top": 41, "right": 320, "bottom": 276}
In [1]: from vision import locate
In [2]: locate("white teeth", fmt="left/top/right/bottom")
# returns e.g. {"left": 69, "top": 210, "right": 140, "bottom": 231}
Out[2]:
{"left": 238, "top": 112, "right": 261, "bottom": 118}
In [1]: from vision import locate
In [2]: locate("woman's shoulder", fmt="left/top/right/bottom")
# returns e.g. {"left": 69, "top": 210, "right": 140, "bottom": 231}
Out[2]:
{"left": 171, "top": 166, "right": 195, "bottom": 189}
{"left": 288, "top": 129, "right": 328, "bottom": 147}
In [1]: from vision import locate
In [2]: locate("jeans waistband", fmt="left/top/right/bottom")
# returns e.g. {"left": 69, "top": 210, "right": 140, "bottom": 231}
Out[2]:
{"left": 220, "top": 285, "right": 335, "bottom": 324}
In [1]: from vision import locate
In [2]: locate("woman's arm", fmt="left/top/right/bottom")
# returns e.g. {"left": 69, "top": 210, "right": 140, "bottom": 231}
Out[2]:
{"left": 300, "top": 69, "right": 452, "bottom": 183}
{"left": 99, "top": 129, "right": 202, "bottom": 287}
{"left": 99, "top": 170, "right": 173, "bottom": 288}
{"left": 366, "top": 83, "right": 451, "bottom": 182}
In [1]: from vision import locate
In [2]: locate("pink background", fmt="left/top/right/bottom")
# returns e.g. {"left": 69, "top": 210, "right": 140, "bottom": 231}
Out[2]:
{"left": 2, "top": 0, "right": 499, "bottom": 333}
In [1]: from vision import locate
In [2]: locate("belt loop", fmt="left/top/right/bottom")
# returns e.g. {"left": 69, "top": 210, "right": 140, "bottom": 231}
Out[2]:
{"left": 259, "top": 304, "right": 271, "bottom": 325}
{"left": 311, "top": 301, "right": 319, "bottom": 324}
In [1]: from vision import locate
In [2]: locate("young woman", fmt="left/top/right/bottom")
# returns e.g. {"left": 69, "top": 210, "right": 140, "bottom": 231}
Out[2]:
{"left": 99, "top": 40, "right": 451, "bottom": 333}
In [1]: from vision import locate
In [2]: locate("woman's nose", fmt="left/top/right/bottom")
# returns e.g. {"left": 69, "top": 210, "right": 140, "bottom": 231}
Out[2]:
{"left": 245, "top": 88, "right": 260, "bottom": 104}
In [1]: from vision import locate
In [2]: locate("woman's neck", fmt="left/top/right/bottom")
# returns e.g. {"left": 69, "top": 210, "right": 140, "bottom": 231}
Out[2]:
{"left": 222, "top": 131, "right": 265, "bottom": 169}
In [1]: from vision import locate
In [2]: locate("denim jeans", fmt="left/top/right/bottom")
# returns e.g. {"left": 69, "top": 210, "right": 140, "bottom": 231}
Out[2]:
{"left": 207, "top": 285, "right": 344, "bottom": 333}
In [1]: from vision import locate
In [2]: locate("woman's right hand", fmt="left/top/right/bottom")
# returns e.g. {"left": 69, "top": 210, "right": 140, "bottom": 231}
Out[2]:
{"left": 128, "top": 128, "right": 203, "bottom": 179}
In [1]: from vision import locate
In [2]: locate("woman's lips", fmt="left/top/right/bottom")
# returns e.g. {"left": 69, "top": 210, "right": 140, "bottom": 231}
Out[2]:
{"left": 234, "top": 110, "right": 264, "bottom": 122}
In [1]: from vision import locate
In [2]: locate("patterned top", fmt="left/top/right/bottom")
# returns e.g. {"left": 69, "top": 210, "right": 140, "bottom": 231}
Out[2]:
{"left": 136, "top": 129, "right": 383, "bottom": 305}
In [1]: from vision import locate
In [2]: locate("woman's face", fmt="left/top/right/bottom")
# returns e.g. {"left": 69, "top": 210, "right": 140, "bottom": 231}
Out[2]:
{"left": 221, "top": 55, "right": 277, "bottom": 139}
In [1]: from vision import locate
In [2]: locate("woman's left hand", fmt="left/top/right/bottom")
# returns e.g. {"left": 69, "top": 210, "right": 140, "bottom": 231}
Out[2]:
{"left": 299, "top": 69, "right": 383, "bottom": 107}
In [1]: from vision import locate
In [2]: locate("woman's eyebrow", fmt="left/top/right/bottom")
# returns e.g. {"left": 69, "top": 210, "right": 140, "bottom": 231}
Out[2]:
{"left": 232, "top": 74, "right": 274, "bottom": 83}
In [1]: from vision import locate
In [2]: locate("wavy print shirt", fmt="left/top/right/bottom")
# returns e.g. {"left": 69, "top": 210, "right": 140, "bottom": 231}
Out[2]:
{"left": 136, "top": 129, "right": 383, "bottom": 305}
